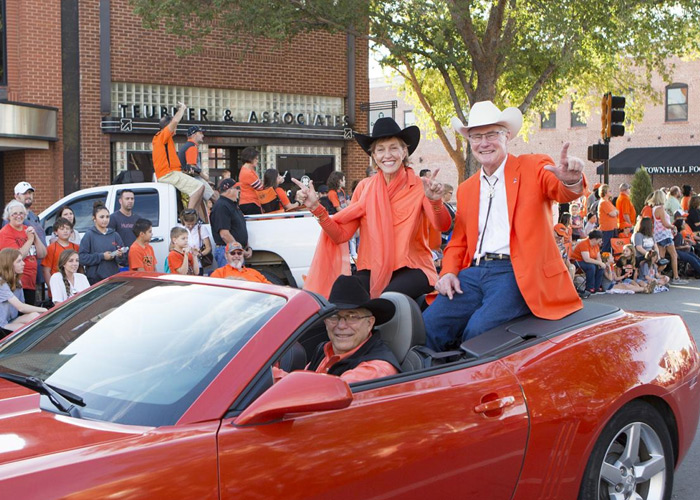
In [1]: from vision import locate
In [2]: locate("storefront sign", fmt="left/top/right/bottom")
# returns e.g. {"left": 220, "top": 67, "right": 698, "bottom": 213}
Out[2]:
{"left": 644, "top": 165, "right": 700, "bottom": 174}
{"left": 117, "top": 104, "right": 349, "bottom": 128}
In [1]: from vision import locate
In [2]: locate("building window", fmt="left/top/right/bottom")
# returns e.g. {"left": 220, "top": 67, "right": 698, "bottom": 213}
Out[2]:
{"left": 404, "top": 109, "right": 416, "bottom": 127}
{"left": 666, "top": 83, "right": 688, "bottom": 122}
{"left": 541, "top": 111, "right": 556, "bottom": 129}
{"left": 1, "top": 0, "right": 7, "bottom": 86}
{"left": 570, "top": 102, "right": 585, "bottom": 128}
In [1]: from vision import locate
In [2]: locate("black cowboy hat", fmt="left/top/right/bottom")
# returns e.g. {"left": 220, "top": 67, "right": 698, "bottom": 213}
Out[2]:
{"left": 328, "top": 276, "right": 395, "bottom": 326}
{"left": 354, "top": 117, "right": 420, "bottom": 156}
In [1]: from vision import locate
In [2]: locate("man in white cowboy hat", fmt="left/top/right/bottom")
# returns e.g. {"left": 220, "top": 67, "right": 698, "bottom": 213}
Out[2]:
{"left": 423, "top": 101, "right": 586, "bottom": 351}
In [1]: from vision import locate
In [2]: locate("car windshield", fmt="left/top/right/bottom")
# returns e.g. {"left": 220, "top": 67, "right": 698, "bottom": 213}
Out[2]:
{"left": 0, "top": 279, "right": 285, "bottom": 427}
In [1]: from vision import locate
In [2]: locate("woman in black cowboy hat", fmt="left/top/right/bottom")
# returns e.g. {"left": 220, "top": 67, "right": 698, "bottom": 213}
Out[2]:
{"left": 293, "top": 117, "right": 451, "bottom": 300}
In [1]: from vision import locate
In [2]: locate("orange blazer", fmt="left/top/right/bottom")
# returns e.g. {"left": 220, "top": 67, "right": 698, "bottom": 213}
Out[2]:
{"left": 442, "top": 154, "right": 584, "bottom": 320}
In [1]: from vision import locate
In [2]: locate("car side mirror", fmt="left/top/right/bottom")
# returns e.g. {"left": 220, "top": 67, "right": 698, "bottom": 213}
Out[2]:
{"left": 234, "top": 371, "right": 353, "bottom": 426}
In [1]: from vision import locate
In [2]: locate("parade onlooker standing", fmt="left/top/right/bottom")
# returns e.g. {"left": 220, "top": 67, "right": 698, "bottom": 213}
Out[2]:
{"left": 210, "top": 179, "right": 249, "bottom": 268}
{"left": 167, "top": 227, "right": 199, "bottom": 276}
{"left": 0, "top": 200, "right": 47, "bottom": 306}
{"left": 571, "top": 230, "right": 605, "bottom": 294}
{"left": 42, "top": 218, "right": 80, "bottom": 286}
{"left": 178, "top": 209, "right": 213, "bottom": 275}
{"left": 0, "top": 248, "right": 47, "bottom": 336}
{"left": 327, "top": 171, "right": 348, "bottom": 212}
{"left": 237, "top": 147, "right": 264, "bottom": 215}
{"left": 177, "top": 126, "right": 218, "bottom": 204}
{"left": 152, "top": 102, "right": 205, "bottom": 210}
{"left": 597, "top": 184, "right": 618, "bottom": 253}
{"left": 664, "top": 186, "right": 682, "bottom": 218}
{"left": 108, "top": 189, "right": 140, "bottom": 248}
{"left": 615, "top": 183, "right": 636, "bottom": 227}
{"left": 79, "top": 202, "right": 125, "bottom": 285}
{"left": 570, "top": 203, "right": 584, "bottom": 241}
{"left": 49, "top": 206, "right": 82, "bottom": 245}
{"left": 13, "top": 182, "right": 48, "bottom": 301}
{"left": 681, "top": 185, "right": 693, "bottom": 212}
{"left": 49, "top": 250, "right": 90, "bottom": 304}
{"left": 651, "top": 190, "right": 686, "bottom": 284}
{"left": 128, "top": 219, "right": 158, "bottom": 272}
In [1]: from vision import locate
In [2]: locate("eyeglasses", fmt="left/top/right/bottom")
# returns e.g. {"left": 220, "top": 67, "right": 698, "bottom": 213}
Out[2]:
{"left": 229, "top": 250, "right": 243, "bottom": 256}
{"left": 10, "top": 212, "right": 25, "bottom": 218}
{"left": 467, "top": 130, "right": 506, "bottom": 143}
{"left": 324, "top": 313, "right": 372, "bottom": 326}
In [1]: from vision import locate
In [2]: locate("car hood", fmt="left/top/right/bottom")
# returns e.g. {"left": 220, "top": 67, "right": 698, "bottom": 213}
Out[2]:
{"left": 0, "top": 381, "right": 149, "bottom": 466}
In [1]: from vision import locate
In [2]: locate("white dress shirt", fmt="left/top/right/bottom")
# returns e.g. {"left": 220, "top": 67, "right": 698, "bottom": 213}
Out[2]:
{"left": 476, "top": 158, "right": 510, "bottom": 257}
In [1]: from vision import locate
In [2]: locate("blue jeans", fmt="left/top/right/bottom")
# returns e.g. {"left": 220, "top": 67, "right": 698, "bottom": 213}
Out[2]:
{"left": 213, "top": 245, "right": 226, "bottom": 269}
{"left": 601, "top": 229, "right": 616, "bottom": 253}
{"left": 423, "top": 260, "right": 531, "bottom": 351}
{"left": 575, "top": 261, "right": 604, "bottom": 291}
{"left": 678, "top": 250, "right": 700, "bottom": 275}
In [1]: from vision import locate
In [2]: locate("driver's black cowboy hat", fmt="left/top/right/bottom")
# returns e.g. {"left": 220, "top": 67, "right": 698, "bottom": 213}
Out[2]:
{"left": 354, "top": 117, "right": 421, "bottom": 156}
{"left": 328, "top": 276, "right": 395, "bottom": 326}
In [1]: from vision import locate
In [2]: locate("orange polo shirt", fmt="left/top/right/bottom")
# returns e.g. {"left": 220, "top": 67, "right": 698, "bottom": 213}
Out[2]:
{"left": 152, "top": 127, "right": 181, "bottom": 178}
{"left": 210, "top": 265, "right": 271, "bottom": 283}
{"left": 571, "top": 238, "right": 600, "bottom": 262}
{"left": 598, "top": 199, "right": 618, "bottom": 231}
{"left": 615, "top": 193, "right": 636, "bottom": 227}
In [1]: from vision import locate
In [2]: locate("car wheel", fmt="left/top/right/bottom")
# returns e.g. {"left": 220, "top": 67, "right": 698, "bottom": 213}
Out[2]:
{"left": 578, "top": 400, "right": 674, "bottom": 500}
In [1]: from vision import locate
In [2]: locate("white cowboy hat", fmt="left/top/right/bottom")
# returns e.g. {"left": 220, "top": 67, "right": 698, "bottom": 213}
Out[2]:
{"left": 451, "top": 101, "right": 523, "bottom": 141}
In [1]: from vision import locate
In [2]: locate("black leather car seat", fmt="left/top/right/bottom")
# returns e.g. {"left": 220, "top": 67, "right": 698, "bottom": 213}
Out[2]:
{"left": 375, "top": 292, "right": 426, "bottom": 369}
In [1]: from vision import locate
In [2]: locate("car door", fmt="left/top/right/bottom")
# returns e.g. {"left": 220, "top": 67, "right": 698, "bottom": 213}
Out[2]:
{"left": 217, "top": 360, "right": 528, "bottom": 499}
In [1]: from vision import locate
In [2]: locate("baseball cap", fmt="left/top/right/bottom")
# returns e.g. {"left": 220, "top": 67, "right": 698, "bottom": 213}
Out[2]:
{"left": 219, "top": 178, "right": 236, "bottom": 192}
{"left": 187, "top": 125, "right": 204, "bottom": 137}
{"left": 317, "top": 184, "right": 329, "bottom": 193}
{"left": 14, "top": 182, "right": 34, "bottom": 195}
{"left": 226, "top": 242, "right": 243, "bottom": 253}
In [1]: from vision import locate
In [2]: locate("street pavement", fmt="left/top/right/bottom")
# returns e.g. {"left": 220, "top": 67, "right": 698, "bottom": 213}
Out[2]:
{"left": 585, "top": 278, "right": 700, "bottom": 499}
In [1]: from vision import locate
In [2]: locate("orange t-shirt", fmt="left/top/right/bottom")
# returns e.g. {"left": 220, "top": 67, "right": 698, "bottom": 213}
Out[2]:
{"left": 681, "top": 196, "right": 691, "bottom": 211}
{"left": 185, "top": 145, "right": 198, "bottom": 166}
{"left": 276, "top": 187, "right": 291, "bottom": 207}
{"left": 571, "top": 238, "right": 600, "bottom": 262}
{"left": 210, "top": 265, "right": 270, "bottom": 283}
{"left": 167, "top": 250, "right": 195, "bottom": 275}
{"left": 598, "top": 199, "right": 618, "bottom": 231}
{"left": 0, "top": 224, "right": 38, "bottom": 290}
{"left": 239, "top": 167, "right": 262, "bottom": 206}
{"left": 42, "top": 241, "right": 80, "bottom": 275}
{"left": 615, "top": 193, "right": 636, "bottom": 227}
{"left": 641, "top": 205, "right": 653, "bottom": 219}
{"left": 152, "top": 127, "right": 181, "bottom": 178}
{"left": 129, "top": 242, "right": 157, "bottom": 272}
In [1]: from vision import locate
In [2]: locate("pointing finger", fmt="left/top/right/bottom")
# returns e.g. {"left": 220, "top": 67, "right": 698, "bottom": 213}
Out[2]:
{"left": 290, "top": 178, "right": 305, "bottom": 189}
{"left": 430, "top": 168, "right": 441, "bottom": 181}
{"left": 560, "top": 142, "right": 571, "bottom": 169}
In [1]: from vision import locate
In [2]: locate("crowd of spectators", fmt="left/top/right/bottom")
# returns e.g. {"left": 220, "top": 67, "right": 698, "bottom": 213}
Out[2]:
{"left": 555, "top": 182, "right": 699, "bottom": 298}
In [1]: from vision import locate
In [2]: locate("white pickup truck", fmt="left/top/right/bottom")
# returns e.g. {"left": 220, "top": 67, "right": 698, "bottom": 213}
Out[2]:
{"left": 38, "top": 182, "right": 321, "bottom": 286}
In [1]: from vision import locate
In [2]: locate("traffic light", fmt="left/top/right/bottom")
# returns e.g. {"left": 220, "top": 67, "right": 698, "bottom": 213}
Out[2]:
{"left": 587, "top": 143, "right": 609, "bottom": 162}
{"left": 601, "top": 93, "right": 626, "bottom": 141}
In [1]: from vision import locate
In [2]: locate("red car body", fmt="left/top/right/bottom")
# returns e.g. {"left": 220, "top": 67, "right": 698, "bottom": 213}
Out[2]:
{"left": 0, "top": 274, "right": 697, "bottom": 499}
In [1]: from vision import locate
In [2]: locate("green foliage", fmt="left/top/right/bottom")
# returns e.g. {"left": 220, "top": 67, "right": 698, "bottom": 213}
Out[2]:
{"left": 129, "top": 0, "right": 700, "bottom": 179}
{"left": 631, "top": 166, "right": 653, "bottom": 215}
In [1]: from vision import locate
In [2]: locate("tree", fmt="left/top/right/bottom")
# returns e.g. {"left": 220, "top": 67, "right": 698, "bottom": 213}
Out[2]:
{"left": 130, "top": 0, "right": 700, "bottom": 179}
{"left": 631, "top": 166, "right": 653, "bottom": 215}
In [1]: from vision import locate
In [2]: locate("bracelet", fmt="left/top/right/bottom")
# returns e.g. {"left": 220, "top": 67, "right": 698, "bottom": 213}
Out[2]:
{"left": 563, "top": 175, "right": 584, "bottom": 187}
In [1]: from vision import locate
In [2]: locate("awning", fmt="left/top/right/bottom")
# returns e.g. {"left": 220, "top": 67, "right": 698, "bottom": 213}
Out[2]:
{"left": 596, "top": 146, "right": 700, "bottom": 176}
{"left": 0, "top": 102, "right": 58, "bottom": 151}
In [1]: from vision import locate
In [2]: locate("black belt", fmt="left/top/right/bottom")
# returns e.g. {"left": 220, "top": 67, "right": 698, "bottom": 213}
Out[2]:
{"left": 472, "top": 253, "right": 511, "bottom": 266}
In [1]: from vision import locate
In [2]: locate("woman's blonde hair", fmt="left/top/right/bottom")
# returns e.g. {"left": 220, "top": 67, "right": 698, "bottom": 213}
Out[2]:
{"left": 649, "top": 190, "right": 666, "bottom": 207}
{"left": 0, "top": 248, "right": 22, "bottom": 291}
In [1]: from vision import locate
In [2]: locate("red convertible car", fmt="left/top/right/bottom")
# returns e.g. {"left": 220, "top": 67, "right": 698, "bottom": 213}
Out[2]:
{"left": 0, "top": 273, "right": 697, "bottom": 499}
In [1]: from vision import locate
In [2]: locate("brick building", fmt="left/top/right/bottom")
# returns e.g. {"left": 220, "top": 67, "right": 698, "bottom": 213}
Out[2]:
{"left": 0, "top": 0, "right": 369, "bottom": 211}
{"left": 371, "top": 58, "right": 700, "bottom": 197}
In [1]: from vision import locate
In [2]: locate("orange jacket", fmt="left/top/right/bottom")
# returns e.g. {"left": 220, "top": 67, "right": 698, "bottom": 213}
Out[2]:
{"left": 442, "top": 154, "right": 583, "bottom": 320}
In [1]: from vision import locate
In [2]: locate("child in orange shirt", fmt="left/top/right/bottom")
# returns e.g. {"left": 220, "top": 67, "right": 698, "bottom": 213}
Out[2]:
{"left": 42, "top": 217, "right": 80, "bottom": 285}
{"left": 167, "top": 226, "right": 199, "bottom": 275}
{"left": 129, "top": 219, "right": 158, "bottom": 272}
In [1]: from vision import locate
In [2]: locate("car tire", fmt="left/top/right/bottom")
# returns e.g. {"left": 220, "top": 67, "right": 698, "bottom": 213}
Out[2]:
{"left": 578, "top": 400, "right": 674, "bottom": 500}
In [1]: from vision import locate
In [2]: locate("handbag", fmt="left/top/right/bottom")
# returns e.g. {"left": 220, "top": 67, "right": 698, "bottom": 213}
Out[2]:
{"left": 197, "top": 223, "right": 214, "bottom": 268}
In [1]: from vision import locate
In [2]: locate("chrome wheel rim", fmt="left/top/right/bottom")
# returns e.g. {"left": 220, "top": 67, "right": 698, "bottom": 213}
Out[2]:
{"left": 598, "top": 422, "right": 667, "bottom": 500}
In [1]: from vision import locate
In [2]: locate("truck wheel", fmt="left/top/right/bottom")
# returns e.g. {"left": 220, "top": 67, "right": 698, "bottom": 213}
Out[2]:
{"left": 578, "top": 400, "right": 673, "bottom": 500}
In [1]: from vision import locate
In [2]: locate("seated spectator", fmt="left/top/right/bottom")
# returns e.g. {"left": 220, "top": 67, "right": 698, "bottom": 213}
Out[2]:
{"left": 327, "top": 171, "right": 349, "bottom": 212}
{"left": 617, "top": 222, "right": 633, "bottom": 243}
{"left": 79, "top": 202, "right": 125, "bottom": 286}
{"left": 49, "top": 205, "right": 82, "bottom": 244}
{"left": 316, "top": 185, "right": 337, "bottom": 215}
{"left": 554, "top": 213, "right": 573, "bottom": 258}
{"left": 616, "top": 244, "right": 649, "bottom": 292}
{"left": 632, "top": 217, "right": 659, "bottom": 263}
{"left": 673, "top": 219, "right": 700, "bottom": 278}
{"left": 209, "top": 242, "right": 271, "bottom": 283}
{"left": 167, "top": 226, "right": 199, "bottom": 276}
{"left": 42, "top": 217, "right": 80, "bottom": 286}
{"left": 178, "top": 209, "right": 213, "bottom": 274}
{"left": 602, "top": 252, "right": 647, "bottom": 293}
{"left": 258, "top": 169, "right": 299, "bottom": 213}
{"left": 570, "top": 203, "right": 584, "bottom": 240}
{"left": 583, "top": 212, "right": 597, "bottom": 236}
{"left": 275, "top": 275, "right": 400, "bottom": 384}
{"left": 129, "top": 219, "right": 158, "bottom": 272}
{"left": 639, "top": 250, "right": 669, "bottom": 290}
{"left": 0, "top": 248, "right": 47, "bottom": 336}
{"left": 49, "top": 249, "right": 90, "bottom": 304}
{"left": 570, "top": 230, "right": 605, "bottom": 294}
